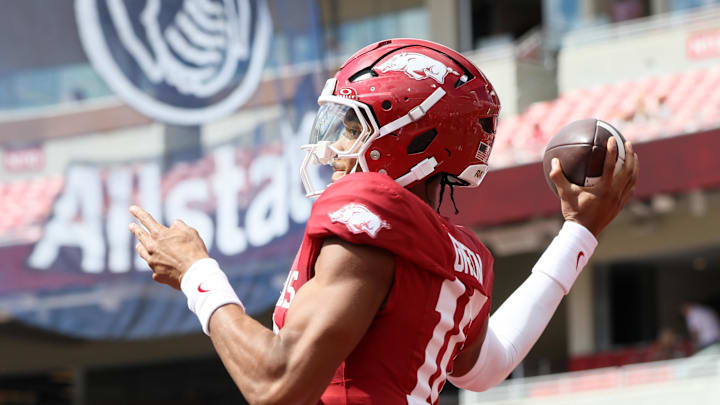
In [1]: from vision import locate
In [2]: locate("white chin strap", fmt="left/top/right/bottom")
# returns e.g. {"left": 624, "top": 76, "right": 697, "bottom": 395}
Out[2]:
{"left": 379, "top": 87, "right": 447, "bottom": 187}
{"left": 395, "top": 157, "right": 439, "bottom": 187}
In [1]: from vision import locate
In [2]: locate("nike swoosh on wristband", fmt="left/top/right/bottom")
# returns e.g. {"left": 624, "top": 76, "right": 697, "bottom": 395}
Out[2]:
{"left": 198, "top": 284, "right": 210, "bottom": 293}
{"left": 576, "top": 251, "right": 585, "bottom": 271}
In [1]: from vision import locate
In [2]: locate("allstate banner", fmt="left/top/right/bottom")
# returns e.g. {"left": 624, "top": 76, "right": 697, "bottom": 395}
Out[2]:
{"left": 0, "top": 0, "right": 328, "bottom": 338}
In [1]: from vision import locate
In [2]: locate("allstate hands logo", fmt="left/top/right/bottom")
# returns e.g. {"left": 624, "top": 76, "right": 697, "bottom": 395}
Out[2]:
{"left": 76, "top": 0, "right": 272, "bottom": 125}
{"left": 115, "top": 0, "right": 252, "bottom": 97}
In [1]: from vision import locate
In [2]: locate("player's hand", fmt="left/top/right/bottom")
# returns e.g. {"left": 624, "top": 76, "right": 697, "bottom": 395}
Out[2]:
{"left": 548, "top": 137, "right": 639, "bottom": 237}
{"left": 128, "top": 205, "right": 210, "bottom": 290}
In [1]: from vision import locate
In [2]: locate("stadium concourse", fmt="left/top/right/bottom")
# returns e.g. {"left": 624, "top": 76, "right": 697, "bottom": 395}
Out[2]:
{"left": 1, "top": 64, "right": 719, "bottom": 242}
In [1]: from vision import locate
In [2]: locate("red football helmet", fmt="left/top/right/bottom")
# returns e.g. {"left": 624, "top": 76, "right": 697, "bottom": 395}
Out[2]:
{"left": 300, "top": 38, "right": 501, "bottom": 197}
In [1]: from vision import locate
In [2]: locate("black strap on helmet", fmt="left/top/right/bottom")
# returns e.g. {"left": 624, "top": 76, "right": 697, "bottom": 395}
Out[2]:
{"left": 437, "top": 174, "right": 460, "bottom": 215}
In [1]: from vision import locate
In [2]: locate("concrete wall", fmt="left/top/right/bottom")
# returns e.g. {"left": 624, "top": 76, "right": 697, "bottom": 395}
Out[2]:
{"left": 593, "top": 190, "right": 720, "bottom": 264}
{"left": 516, "top": 61, "right": 559, "bottom": 113}
{"left": 466, "top": 47, "right": 519, "bottom": 117}
{"left": 567, "top": 263, "right": 596, "bottom": 355}
{"left": 316, "top": 0, "right": 424, "bottom": 25}
{"left": 427, "top": 0, "right": 459, "bottom": 49}
{"left": 558, "top": 8, "right": 720, "bottom": 92}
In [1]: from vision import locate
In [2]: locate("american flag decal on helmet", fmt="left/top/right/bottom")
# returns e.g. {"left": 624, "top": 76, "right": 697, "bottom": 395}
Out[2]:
{"left": 475, "top": 142, "right": 491, "bottom": 162}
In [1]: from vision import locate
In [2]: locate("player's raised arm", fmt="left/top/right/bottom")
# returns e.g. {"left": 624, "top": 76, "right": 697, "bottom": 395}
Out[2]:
{"left": 449, "top": 137, "right": 639, "bottom": 391}
{"left": 130, "top": 204, "right": 394, "bottom": 405}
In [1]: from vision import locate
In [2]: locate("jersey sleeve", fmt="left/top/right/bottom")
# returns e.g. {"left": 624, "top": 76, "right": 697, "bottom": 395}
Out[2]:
{"left": 455, "top": 225, "right": 494, "bottom": 298}
{"left": 306, "top": 172, "right": 454, "bottom": 278}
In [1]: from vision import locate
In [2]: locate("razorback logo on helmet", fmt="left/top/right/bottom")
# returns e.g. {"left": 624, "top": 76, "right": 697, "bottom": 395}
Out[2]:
{"left": 377, "top": 52, "right": 460, "bottom": 84}
{"left": 328, "top": 203, "right": 391, "bottom": 238}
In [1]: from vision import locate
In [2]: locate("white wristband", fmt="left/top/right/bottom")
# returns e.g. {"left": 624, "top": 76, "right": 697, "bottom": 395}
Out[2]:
{"left": 180, "top": 258, "right": 244, "bottom": 336}
{"left": 532, "top": 221, "right": 598, "bottom": 294}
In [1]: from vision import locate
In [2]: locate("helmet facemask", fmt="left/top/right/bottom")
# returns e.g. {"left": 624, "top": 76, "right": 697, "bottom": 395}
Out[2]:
{"left": 300, "top": 79, "right": 380, "bottom": 197}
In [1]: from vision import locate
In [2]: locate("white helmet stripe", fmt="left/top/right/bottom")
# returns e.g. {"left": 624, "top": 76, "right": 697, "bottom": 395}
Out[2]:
{"left": 379, "top": 87, "right": 446, "bottom": 137}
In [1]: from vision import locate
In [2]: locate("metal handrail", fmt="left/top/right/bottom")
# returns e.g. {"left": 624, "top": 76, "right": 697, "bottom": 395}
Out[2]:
{"left": 460, "top": 353, "right": 720, "bottom": 404}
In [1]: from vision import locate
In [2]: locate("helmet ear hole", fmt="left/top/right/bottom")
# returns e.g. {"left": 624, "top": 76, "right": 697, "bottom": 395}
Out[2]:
{"left": 407, "top": 129, "right": 438, "bottom": 154}
{"left": 454, "top": 75, "right": 469, "bottom": 88}
{"left": 349, "top": 68, "right": 379, "bottom": 82}
{"left": 479, "top": 117, "right": 495, "bottom": 134}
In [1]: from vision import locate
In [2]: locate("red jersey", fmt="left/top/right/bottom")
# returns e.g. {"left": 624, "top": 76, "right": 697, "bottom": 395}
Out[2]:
{"left": 272, "top": 172, "right": 494, "bottom": 405}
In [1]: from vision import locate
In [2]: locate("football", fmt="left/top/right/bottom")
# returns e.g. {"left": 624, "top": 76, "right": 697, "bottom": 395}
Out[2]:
{"left": 542, "top": 118, "right": 626, "bottom": 196}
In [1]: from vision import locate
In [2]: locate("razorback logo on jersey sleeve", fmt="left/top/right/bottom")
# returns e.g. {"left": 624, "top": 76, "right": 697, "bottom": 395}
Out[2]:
{"left": 307, "top": 172, "right": 474, "bottom": 280}
{"left": 328, "top": 203, "right": 391, "bottom": 238}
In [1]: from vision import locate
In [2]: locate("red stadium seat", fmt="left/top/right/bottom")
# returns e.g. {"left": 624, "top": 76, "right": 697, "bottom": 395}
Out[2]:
{"left": 495, "top": 65, "right": 720, "bottom": 168}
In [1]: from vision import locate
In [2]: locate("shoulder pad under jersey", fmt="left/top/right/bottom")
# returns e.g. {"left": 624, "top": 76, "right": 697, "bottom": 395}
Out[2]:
{"left": 307, "top": 172, "right": 491, "bottom": 287}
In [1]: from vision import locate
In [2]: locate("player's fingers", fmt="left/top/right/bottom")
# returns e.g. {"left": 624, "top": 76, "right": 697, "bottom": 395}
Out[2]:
{"left": 601, "top": 137, "right": 619, "bottom": 183}
{"left": 626, "top": 152, "right": 640, "bottom": 193}
{"left": 624, "top": 141, "right": 635, "bottom": 168}
{"left": 614, "top": 142, "right": 637, "bottom": 190}
{"left": 129, "top": 222, "right": 155, "bottom": 252}
{"left": 620, "top": 141, "right": 635, "bottom": 176}
{"left": 171, "top": 219, "right": 205, "bottom": 247}
{"left": 129, "top": 206, "right": 165, "bottom": 237}
{"left": 549, "top": 158, "right": 572, "bottom": 192}
{"left": 170, "top": 218, "right": 189, "bottom": 230}
{"left": 620, "top": 153, "right": 639, "bottom": 205}
{"left": 135, "top": 242, "right": 151, "bottom": 263}
{"left": 634, "top": 152, "right": 639, "bottom": 178}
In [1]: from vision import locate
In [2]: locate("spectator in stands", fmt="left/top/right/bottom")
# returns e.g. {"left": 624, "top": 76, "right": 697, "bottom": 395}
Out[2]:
{"left": 617, "top": 98, "right": 648, "bottom": 129}
{"left": 648, "top": 328, "right": 691, "bottom": 361}
{"left": 654, "top": 96, "right": 672, "bottom": 120}
{"left": 681, "top": 302, "right": 720, "bottom": 351}
{"left": 532, "top": 123, "right": 544, "bottom": 141}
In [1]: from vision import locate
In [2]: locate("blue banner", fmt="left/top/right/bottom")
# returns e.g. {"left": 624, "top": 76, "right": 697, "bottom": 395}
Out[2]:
{"left": 0, "top": 0, "right": 328, "bottom": 338}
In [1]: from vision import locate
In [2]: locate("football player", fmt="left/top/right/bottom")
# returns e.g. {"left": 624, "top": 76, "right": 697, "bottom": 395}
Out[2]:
{"left": 129, "top": 38, "right": 638, "bottom": 404}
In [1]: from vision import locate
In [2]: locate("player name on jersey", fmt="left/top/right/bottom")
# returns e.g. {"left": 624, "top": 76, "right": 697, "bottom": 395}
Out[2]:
{"left": 448, "top": 233, "right": 483, "bottom": 283}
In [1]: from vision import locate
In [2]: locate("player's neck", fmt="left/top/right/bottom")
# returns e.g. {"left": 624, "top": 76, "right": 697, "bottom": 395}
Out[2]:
{"left": 407, "top": 175, "right": 441, "bottom": 211}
